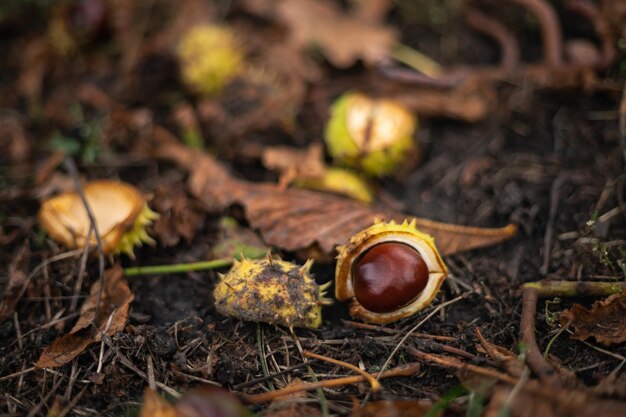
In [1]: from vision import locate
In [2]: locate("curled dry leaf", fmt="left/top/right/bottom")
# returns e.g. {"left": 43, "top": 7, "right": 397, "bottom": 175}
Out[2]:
{"left": 262, "top": 143, "right": 327, "bottom": 188}
{"left": 153, "top": 138, "right": 517, "bottom": 257}
{"left": 140, "top": 387, "right": 251, "bottom": 417}
{"left": 560, "top": 291, "right": 626, "bottom": 346}
{"left": 242, "top": 0, "right": 397, "bottom": 68}
{"left": 36, "top": 266, "right": 133, "bottom": 368}
{"left": 484, "top": 380, "right": 626, "bottom": 417}
{"left": 151, "top": 182, "right": 202, "bottom": 247}
{"left": 349, "top": 400, "right": 431, "bottom": 417}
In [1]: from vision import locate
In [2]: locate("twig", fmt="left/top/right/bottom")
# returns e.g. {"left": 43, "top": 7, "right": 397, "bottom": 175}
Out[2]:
{"left": 147, "top": 355, "right": 156, "bottom": 391}
{"left": 289, "top": 327, "right": 329, "bottom": 417}
{"left": 520, "top": 287, "right": 561, "bottom": 388}
{"left": 13, "top": 313, "right": 23, "bottom": 350}
{"left": 19, "top": 249, "right": 84, "bottom": 304}
{"left": 511, "top": 0, "right": 562, "bottom": 66}
{"left": 407, "top": 348, "right": 518, "bottom": 384}
{"left": 464, "top": 8, "right": 520, "bottom": 70}
{"left": 541, "top": 175, "right": 567, "bottom": 275}
{"left": 233, "top": 360, "right": 318, "bottom": 390}
{"left": 521, "top": 280, "right": 626, "bottom": 298}
{"left": 619, "top": 83, "right": 626, "bottom": 166}
{"left": 257, "top": 323, "right": 275, "bottom": 391}
{"left": 565, "top": 0, "right": 615, "bottom": 68}
{"left": 302, "top": 350, "right": 381, "bottom": 392}
{"left": 63, "top": 156, "right": 106, "bottom": 320}
{"left": 243, "top": 362, "right": 421, "bottom": 404}
{"left": 0, "top": 366, "right": 36, "bottom": 382}
{"left": 96, "top": 308, "right": 116, "bottom": 374}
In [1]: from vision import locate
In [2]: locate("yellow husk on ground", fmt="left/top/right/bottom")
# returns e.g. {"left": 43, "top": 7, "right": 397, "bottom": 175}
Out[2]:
{"left": 39, "top": 180, "right": 158, "bottom": 257}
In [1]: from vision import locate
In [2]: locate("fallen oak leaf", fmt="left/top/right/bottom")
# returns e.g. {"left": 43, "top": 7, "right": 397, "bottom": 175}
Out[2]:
{"left": 560, "top": 291, "right": 626, "bottom": 346}
{"left": 36, "top": 265, "right": 133, "bottom": 368}
{"left": 153, "top": 137, "right": 516, "bottom": 257}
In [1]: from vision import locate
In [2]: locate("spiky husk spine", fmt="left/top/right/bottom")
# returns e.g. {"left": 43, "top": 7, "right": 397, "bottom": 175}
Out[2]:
{"left": 114, "top": 204, "right": 159, "bottom": 258}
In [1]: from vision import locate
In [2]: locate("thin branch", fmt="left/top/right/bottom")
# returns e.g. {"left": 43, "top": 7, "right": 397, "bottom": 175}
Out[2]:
{"left": 522, "top": 280, "right": 626, "bottom": 298}
{"left": 63, "top": 156, "right": 106, "bottom": 320}
{"left": 464, "top": 8, "right": 520, "bottom": 70}
{"left": 243, "top": 362, "right": 421, "bottom": 404}
{"left": 520, "top": 287, "right": 561, "bottom": 388}
{"left": 302, "top": 350, "right": 381, "bottom": 392}
{"left": 511, "top": 0, "right": 563, "bottom": 66}
{"left": 565, "top": 0, "right": 616, "bottom": 68}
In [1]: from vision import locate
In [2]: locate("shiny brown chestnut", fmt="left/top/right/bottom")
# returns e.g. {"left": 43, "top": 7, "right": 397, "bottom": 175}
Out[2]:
{"left": 353, "top": 242, "right": 429, "bottom": 313}
{"left": 335, "top": 219, "right": 448, "bottom": 323}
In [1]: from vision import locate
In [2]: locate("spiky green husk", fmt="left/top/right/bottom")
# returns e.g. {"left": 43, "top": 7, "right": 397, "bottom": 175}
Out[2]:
{"left": 114, "top": 204, "right": 159, "bottom": 258}
{"left": 177, "top": 25, "right": 244, "bottom": 95}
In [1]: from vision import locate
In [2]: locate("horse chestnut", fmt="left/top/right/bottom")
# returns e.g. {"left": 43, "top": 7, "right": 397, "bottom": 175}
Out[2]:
{"left": 353, "top": 242, "right": 429, "bottom": 313}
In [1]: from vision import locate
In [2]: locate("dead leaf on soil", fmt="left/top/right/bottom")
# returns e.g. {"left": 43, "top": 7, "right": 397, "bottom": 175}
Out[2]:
{"left": 153, "top": 137, "right": 517, "bottom": 257}
{"left": 349, "top": 400, "right": 433, "bottom": 417}
{"left": 484, "top": 381, "right": 626, "bottom": 417}
{"left": 140, "top": 387, "right": 250, "bottom": 417}
{"left": 262, "top": 143, "right": 327, "bottom": 189}
{"left": 560, "top": 291, "right": 626, "bottom": 346}
{"left": 151, "top": 182, "right": 203, "bottom": 247}
{"left": 474, "top": 328, "right": 525, "bottom": 377}
{"left": 242, "top": 0, "right": 397, "bottom": 68}
{"left": 36, "top": 265, "right": 134, "bottom": 368}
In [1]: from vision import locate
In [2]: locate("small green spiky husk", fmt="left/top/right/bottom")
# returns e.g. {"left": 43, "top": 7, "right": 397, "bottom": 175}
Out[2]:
{"left": 177, "top": 25, "right": 244, "bottom": 96}
{"left": 114, "top": 204, "right": 159, "bottom": 258}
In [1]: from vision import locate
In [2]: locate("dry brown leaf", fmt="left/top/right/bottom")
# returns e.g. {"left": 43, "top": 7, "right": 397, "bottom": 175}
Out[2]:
{"left": 475, "top": 328, "right": 525, "bottom": 377}
{"left": 350, "top": 400, "right": 433, "bottom": 417}
{"left": 262, "top": 143, "right": 326, "bottom": 188}
{"left": 243, "top": 0, "right": 397, "bottom": 68}
{"left": 36, "top": 265, "right": 134, "bottom": 368}
{"left": 140, "top": 389, "right": 183, "bottom": 417}
{"left": 153, "top": 138, "right": 517, "bottom": 257}
{"left": 560, "top": 291, "right": 626, "bottom": 346}
{"left": 484, "top": 381, "right": 626, "bottom": 417}
{"left": 152, "top": 182, "right": 203, "bottom": 247}
{"left": 140, "top": 387, "right": 250, "bottom": 417}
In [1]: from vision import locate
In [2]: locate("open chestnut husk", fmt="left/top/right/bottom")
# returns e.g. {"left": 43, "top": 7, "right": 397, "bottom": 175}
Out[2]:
{"left": 335, "top": 219, "right": 448, "bottom": 323}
